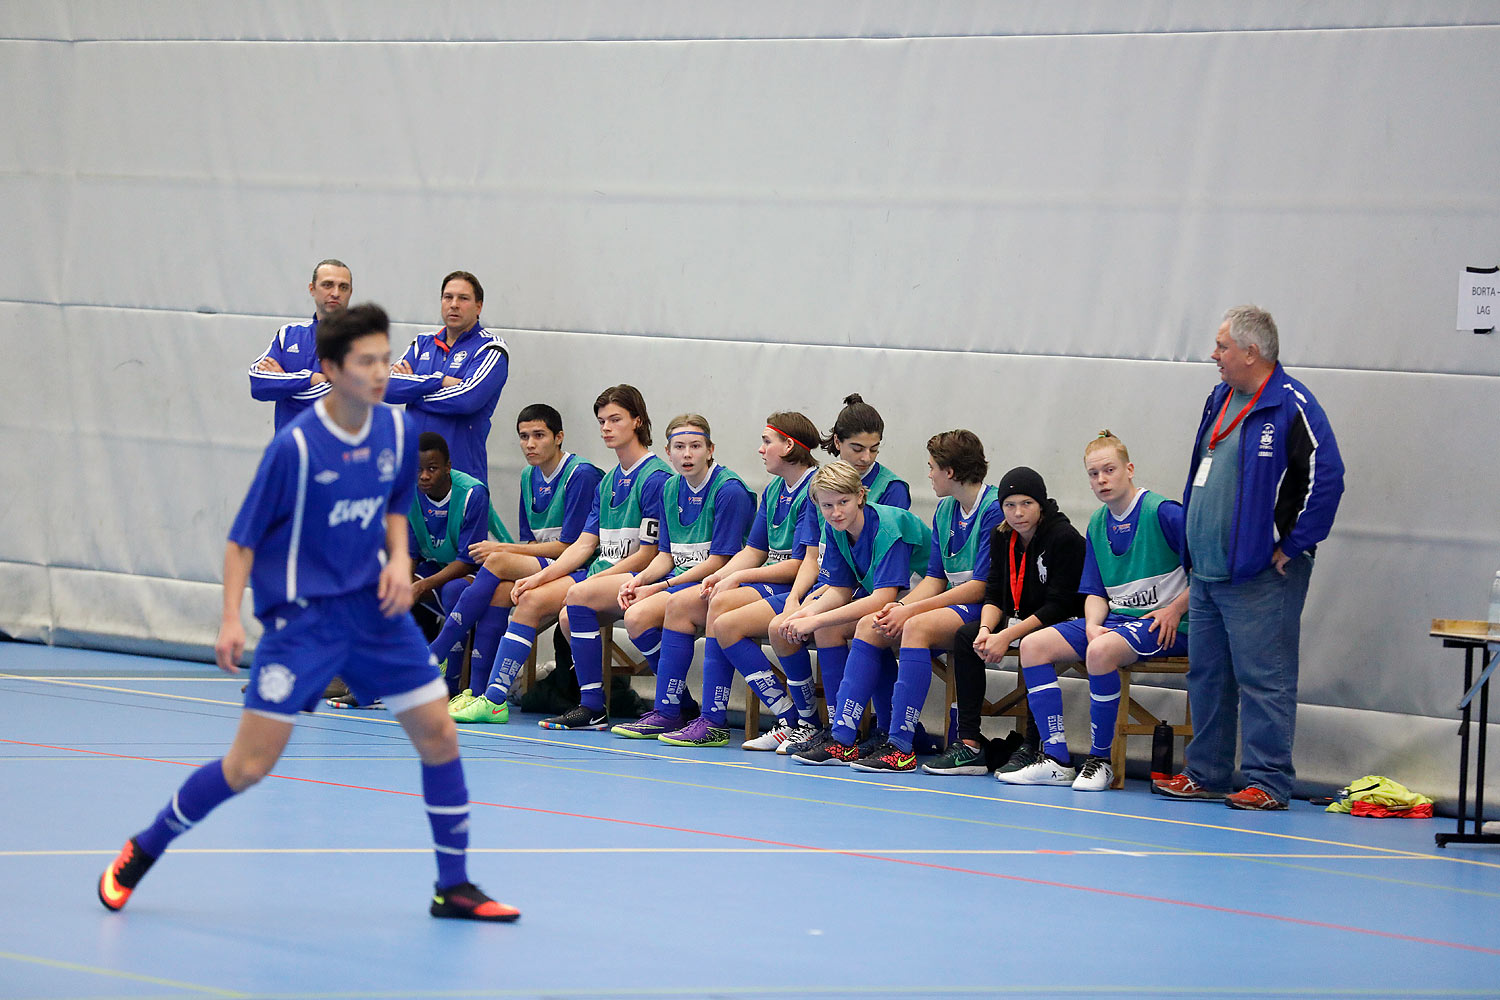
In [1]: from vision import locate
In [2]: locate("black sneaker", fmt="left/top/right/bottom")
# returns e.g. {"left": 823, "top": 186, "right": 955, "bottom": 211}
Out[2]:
{"left": 783, "top": 724, "right": 831, "bottom": 756}
{"left": 995, "top": 740, "right": 1041, "bottom": 776}
{"left": 430, "top": 881, "right": 520, "bottom": 922}
{"left": 922, "top": 741, "right": 989, "bottom": 775}
{"left": 855, "top": 730, "right": 889, "bottom": 761}
{"left": 793, "top": 739, "right": 859, "bottom": 766}
{"left": 849, "top": 742, "right": 916, "bottom": 772}
{"left": 538, "top": 704, "right": 609, "bottom": 731}
{"left": 327, "top": 691, "right": 384, "bottom": 710}
{"left": 98, "top": 837, "right": 156, "bottom": 911}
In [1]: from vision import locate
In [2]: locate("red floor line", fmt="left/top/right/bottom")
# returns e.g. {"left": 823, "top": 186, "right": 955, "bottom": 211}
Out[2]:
{"left": 13, "top": 738, "right": 1498, "bottom": 957}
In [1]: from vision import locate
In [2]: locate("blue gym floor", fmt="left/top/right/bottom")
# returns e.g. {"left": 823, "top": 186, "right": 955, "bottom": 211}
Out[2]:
{"left": 3, "top": 643, "right": 1499, "bottom": 1000}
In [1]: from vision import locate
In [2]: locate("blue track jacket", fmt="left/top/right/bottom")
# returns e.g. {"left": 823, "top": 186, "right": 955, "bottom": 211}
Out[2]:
{"left": 1182, "top": 364, "right": 1345, "bottom": 584}
{"left": 384, "top": 322, "right": 508, "bottom": 486}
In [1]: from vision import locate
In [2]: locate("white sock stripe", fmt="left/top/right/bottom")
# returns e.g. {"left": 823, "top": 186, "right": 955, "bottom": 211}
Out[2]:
{"left": 580, "top": 682, "right": 603, "bottom": 691}
{"left": 572, "top": 630, "right": 601, "bottom": 640}
{"left": 745, "top": 670, "right": 773, "bottom": 683}
{"left": 433, "top": 845, "right": 466, "bottom": 855}
{"left": 170, "top": 792, "right": 192, "bottom": 827}
{"left": 1091, "top": 691, "right": 1122, "bottom": 702}
{"left": 1030, "top": 681, "right": 1060, "bottom": 693}
{"left": 502, "top": 632, "right": 534, "bottom": 648}
{"left": 425, "top": 804, "right": 470, "bottom": 815}
{"left": 637, "top": 641, "right": 661, "bottom": 655}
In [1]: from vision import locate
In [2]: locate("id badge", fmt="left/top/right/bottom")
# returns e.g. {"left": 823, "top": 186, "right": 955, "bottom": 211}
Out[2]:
{"left": 1192, "top": 455, "right": 1213, "bottom": 488}
{"left": 1006, "top": 616, "right": 1022, "bottom": 630}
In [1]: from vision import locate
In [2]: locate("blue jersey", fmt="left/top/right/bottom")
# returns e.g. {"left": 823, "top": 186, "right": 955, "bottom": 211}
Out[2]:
{"left": 248, "top": 318, "right": 331, "bottom": 431}
{"left": 229, "top": 401, "right": 417, "bottom": 619}
{"left": 384, "top": 322, "right": 508, "bottom": 486}
{"left": 408, "top": 480, "right": 490, "bottom": 565}
{"left": 656, "top": 465, "right": 757, "bottom": 556}
{"left": 818, "top": 505, "right": 917, "bottom": 593}
{"left": 518, "top": 453, "right": 605, "bottom": 546}
{"left": 745, "top": 467, "right": 821, "bottom": 559}
{"left": 925, "top": 491, "right": 1006, "bottom": 581}
{"left": 1080, "top": 490, "right": 1188, "bottom": 599}
{"left": 583, "top": 454, "right": 671, "bottom": 541}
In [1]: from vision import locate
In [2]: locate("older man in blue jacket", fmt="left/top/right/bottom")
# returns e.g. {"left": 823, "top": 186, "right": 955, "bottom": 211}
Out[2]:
{"left": 1156, "top": 305, "right": 1345, "bottom": 810}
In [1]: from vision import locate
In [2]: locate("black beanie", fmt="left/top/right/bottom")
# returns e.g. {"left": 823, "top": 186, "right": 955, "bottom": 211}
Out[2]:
{"left": 996, "top": 466, "right": 1048, "bottom": 506}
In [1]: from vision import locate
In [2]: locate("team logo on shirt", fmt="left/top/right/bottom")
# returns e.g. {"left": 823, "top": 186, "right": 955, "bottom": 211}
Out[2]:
{"left": 1036, "top": 556, "right": 1049, "bottom": 583}
{"left": 451, "top": 351, "right": 468, "bottom": 367}
{"left": 377, "top": 449, "right": 397, "bottom": 482}
{"left": 315, "top": 470, "right": 340, "bottom": 485}
{"left": 343, "top": 447, "right": 370, "bottom": 464}
{"left": 420, "top": 351, "right": 431, "bottom": 361}
{"left": 286, "top": 343, "right": 300, "bottom": 353}
{"left": 257, "top": 664, "right": 296, "bottom": 703}
{"left": 1258, "top": 422, "right": 1275, "bottom": 458}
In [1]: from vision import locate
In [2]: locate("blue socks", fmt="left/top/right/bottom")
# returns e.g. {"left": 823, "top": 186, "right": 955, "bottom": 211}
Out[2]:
{"left": 872, "top": 648, "right": 898, "bottom": 733}
{"left": 634, "top": 626, "right": 663, "bottom": 674}
{"left": 654, "top": 628, "right": 695, "bottom": 718}
{"left": 779, "top": 646, "right": 817, "bottom": 723}
{"left": 422, "top": 758, "right": 470, "bottom": 889}
{"left": 568, "top": 604, "right": 605, "bottom": 711}
{"left": 888, "top": 647, "right": 933, "bottom": 753}
{"left": 1088, "top": 668, "right": 1122, "bottom": 758}
{"left": 831, "top": 639, "right": 881, "bottom": 744}
{"left": 816, "top": 644, "right": 849, "bottom": 727}
{"left": 701, "top": 638, "right": 733, "bottom": 727}
{"left": 135, "top": 758, "right": 237, "bottom": 858}
{"left": 1023, "top": 663, "right": 1068, "bottom": 761}
{"left": 429, "top": 568, "right": 505, "bottom": 662}
{"left": 484, "top": 620, "right": 535, "bottom": 703}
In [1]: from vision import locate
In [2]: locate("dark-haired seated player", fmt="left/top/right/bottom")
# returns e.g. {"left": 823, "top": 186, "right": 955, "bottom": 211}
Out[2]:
{"left": 437, "top": 404, "right": 603, "bottom": 723}
{"left": 408, "top": 431, "right": 514, "bottom": 689}
{"left": 97, "top": 304, "right": 517, "bottom": 922}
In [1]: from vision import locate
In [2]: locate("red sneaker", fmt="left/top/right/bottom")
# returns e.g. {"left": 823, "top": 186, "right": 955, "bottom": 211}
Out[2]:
{"left": 430, "top": 881, "right": 520, "bottom": 922}
{"left": 1226, "top": 786, "right": 1288, "bottom": 811}
{"left": 97, "top": 838, "right": 156, "bottom": 912}
{"left": 1153, "top": 772, "right": 1225, "bottom": 801}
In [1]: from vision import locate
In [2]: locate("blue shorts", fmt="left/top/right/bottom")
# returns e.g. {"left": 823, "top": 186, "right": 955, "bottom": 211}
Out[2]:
{"left": 538, "top": 557, "right": 589, "bottom": 584}
{"left": 949, "top": 602, "right": 982, "bottom": 624}
{"left": 1050, "top": 613, "right": 1189, "bottom": 662}
{"left": 665, "top": 579, "right": 699, "bottom": 595}
{"left": 746, "top": 582, "right": 791, "bottom": 601}
{"left": 245, "top": 590, "right": 443, "bottom": 720}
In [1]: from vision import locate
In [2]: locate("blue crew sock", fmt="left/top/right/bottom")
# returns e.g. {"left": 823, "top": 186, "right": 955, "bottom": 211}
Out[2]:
{"left": 779, "top": 646, "right": 817, "bottom": 723}
{"left": 467, "top": 604, "right": 509, "bottom": 696}
{"left": 134, "top": 758, "right": 237, "bottom": 858}
{"left": 701, "top": 638, "right": 734, "bottom": 726}
{"left": 815, "top": 644, "right": 849, "bottom": 727}
{"left": 723, "top": 638, "right": 792, "bottom": 720}
{"left": 888, "top": 646, "right": 933, "bottom": 753}
{"left": 1023, "top": 663, "right": 1068, "bottom": 761}
{"left": 1088, "top": 668, "right": 1122, "bottom": 758}
{"left": 654, "top": 628, "right": 695, "bottom": 718}
{"left": 872, "top": 647, "right": 898, "bottom": 734}
{"left": 429, "top": 568, "right": 504, "bottom": 661}
{"left": 568, "top": 604, "right": 605, "bottom": 711}
{"left": 634, "top": 626, "right": 663, "bottom": 674}
{"left": 422, "top": 757, "right": 470, "bottom": 889}
{"left": 831, "top": 639, "right": 881, "bottom": 744}
{"left": 485, "top": 621, "right": 537, "bottom": 703}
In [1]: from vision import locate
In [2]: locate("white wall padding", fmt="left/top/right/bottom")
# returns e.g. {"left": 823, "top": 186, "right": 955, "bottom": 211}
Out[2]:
{"left": 2, "top": 6, "right": 1498, "bottom": 803}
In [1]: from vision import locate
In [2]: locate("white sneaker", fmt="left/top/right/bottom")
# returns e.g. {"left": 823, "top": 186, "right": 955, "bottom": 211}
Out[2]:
{"left": 1071, "top": 755, "right": 1114, "bottom": 792}
{"left": 742, "top": 721, "right": 792, "bottom": 751}
{"left": 776, "top": 720, "right": 823, "bottom": 755}
{"left": 995, "top": 753, "right": 1076, "bottom": 785}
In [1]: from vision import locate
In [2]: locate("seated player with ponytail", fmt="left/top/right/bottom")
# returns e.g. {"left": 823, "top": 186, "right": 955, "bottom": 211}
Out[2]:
{"left": 436, "top": 404, "right": 603, "bottom": 724}
{"left": 839, "top": 430, "right": 1005, "bottom": 772}
{"left": 609, "top": 415, "right": 755, "bottom": 739}
{"left": 786, "top": 461, "right": 931, "bottom": 766}
{"left": 650, "top": 412, "right": 824, "bottom": 749}
{"left": 1004, "top": 431, "right": 1189, "bottom": 790}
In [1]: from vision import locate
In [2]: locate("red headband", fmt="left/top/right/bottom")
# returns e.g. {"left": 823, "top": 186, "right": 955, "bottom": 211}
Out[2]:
{"left": 766, "top": 424, "right": 814, "bottom": 454}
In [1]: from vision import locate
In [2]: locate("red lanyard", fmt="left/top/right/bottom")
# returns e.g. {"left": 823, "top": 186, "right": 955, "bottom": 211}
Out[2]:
{"left": 1007, "top": 532, "right": 1026, "bottom": 612}
{"left": 1208, "top": 372, "right": 1271, "bottom": 452}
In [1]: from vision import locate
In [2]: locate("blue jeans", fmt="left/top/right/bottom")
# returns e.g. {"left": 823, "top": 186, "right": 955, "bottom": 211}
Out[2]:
{"left": 1184, "top": 556, "right": 1313, "bottom": 803}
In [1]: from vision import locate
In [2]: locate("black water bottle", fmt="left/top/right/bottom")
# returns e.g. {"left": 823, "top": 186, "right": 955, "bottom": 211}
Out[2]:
{"left": 1151, "top": 721, "right": 1174, "bottom": 781}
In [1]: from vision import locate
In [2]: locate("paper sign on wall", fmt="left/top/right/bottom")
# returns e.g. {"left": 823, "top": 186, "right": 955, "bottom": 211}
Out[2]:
{"left": 1457, "top": 266, "right": 1498, "bottom": 332}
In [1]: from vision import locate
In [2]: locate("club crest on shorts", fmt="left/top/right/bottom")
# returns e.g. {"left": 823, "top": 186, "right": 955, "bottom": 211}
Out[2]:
{"left": 257, "top": 664, "right": 296, "bottom": 703}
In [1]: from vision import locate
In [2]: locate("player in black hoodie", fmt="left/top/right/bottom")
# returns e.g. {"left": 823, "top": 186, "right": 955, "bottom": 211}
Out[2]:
{"left": 922, "top": 467, "right": 1085, "bottom": 776}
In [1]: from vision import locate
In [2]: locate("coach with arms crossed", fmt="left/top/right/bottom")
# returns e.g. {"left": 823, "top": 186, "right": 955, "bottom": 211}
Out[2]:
{"left": 1155, "top": 305, "right": 1344, "bottom": 811}
{"left": 249, "top": 259, "right": 352, "bottom": 431}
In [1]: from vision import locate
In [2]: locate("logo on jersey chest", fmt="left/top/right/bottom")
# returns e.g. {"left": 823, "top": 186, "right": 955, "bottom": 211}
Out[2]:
{"left": 286, "top": 343, "right": 300, "bottom": 354}
{"left": 1258, "top": 422, "right": 1275, "bottom": 458}
{"left": 377, "top": 449, "right": 396, "bottom": 482}
{"left": 451, "top": 351, "right": 467, "bottom": 368}
{"left": 329, "top": 496, "right": 385, "bottom": 529}
{"left": 343, "top": 447, "right": 371, "bottom": 464}
{"left": 315, "top": 470, "right": 340, "bottom": 485}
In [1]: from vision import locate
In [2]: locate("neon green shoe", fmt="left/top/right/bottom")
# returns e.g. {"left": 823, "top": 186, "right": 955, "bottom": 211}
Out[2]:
{"left": 448, "top": 690, "right": 478, "bottom": 715}
{"left": 452, "top": 696, "right": 509, "bottom": 725}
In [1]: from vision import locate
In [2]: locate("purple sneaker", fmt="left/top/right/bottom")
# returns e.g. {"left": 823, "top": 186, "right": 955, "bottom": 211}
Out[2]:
{"left": 657, "top": 717, "right": 731, "bottom": 747}
{"left": 611, "top": 711, "right": 681, "bottom": 739}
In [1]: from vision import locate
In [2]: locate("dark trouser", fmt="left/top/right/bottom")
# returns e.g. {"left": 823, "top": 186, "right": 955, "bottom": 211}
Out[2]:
{"left": 952, "top": 619, "right": 1039, "bottom": 746}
